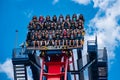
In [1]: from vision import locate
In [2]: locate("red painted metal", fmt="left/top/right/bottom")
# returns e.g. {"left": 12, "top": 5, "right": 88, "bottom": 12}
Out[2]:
{"left": 64, "top": 57, "right": 68, "bottom": 80}
{"left": 47, "top": 55, "right": 63, "bottom": 80}
{"left": 39, "top": 54, "right": 69, "bottom": 80}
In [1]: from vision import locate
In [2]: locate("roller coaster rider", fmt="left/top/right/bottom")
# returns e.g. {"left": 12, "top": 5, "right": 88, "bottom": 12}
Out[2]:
{"left": 72, "top": 14, "right": 77, "bottom": 22}
{"left": 52, "top": 15, "right": 57, "bottom": 23}
{"left": 59, "top": 14, "right": 64, "bottom": 24}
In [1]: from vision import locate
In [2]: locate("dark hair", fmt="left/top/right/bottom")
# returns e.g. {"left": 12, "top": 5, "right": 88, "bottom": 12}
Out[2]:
{"left": 32, "top": 16, "right": 37, "bottom": 20}
{"left": 79, "top": 14, "right": 85, "bottom": 22}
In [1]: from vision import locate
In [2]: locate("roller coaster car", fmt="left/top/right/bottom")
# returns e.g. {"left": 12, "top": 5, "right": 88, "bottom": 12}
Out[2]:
{"left": 26, "top": 44, "right": 83, "bottom": 51}
{"left": 26, "top": 15, "right": 85, "bottom": 57}
{"left": 39, "top": 49, "right": 72, "bottom": 58}
{"left": 62, "top": 45, "right": 68, "bottom": 49}
{"left": 41, "top": 46, "right": 48, "bottom": 50}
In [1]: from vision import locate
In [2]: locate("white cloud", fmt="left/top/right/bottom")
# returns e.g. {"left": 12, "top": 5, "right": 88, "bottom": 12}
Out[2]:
{"left": 0, "top": 58, "right": 33, "bottom": 80}
{"left": 72, "top": 0, "right": 91, "bottom": 5}
{"left": 93, "top": 0, "right": 117, "bottom": 10}
{"left": 24, "top": 10, "right": 33, "bottom": 18}
{"left": 52, "top": 0, "right": 59, "bottom": 5}
{"left": 87, "top": 0, "right": 120, "bottom": 64}
{"left": 0, "top": 59, "right": 14, "bottom": 80}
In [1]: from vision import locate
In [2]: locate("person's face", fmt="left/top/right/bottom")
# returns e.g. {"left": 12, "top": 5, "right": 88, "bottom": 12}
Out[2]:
{"left": 60, "top": 17, "right": 63, "bottom": 21}
{"left": 40, "top": 18, "right": 43, "bottom": 21}
{"left": 73, "top": 17, "right": 76, "bottom": 21}
{"left": 51, "top": 23, "right": 53, "bottom": 26}
{"left": 79, "top": 22, "right": 82, "bottom": 26}
{"left": 66, "top": 18, "right": 69, "bottom": 21}
{"left": 33, "top": 18, "right": 37, "bottom": 22}
{"left": 54, "top": 16, "right": 56, "bottom": 20}
{"left": 46, "top": 17, "right": 50, "bottom": 21}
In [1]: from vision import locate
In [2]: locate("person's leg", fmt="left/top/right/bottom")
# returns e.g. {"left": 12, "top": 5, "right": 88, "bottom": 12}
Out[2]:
{"left": 55, "top": 40, "right": 57, "bottom": 47}
{"left": 76, "top": 40, "right": 78, "bottom": 47}
{"left": 45, "top": 41, "right": 47, "bottom": 46}
{"left": 41, "top": 40, "right": 43, "bottom": 46}
{"left": 69, "top": 40, "right": 71, "bottom": 47}
{"left": 58, "top": 40, "right": 60, "bottom": 48}
{"left": 66, "top": 40, "right": 68, "bottom": 46}
{"left": 46, "top": 40, "right": 49, "bottom": 46}
{"left": 37, "top": 41, "right": 40, "bottom": 47}
{"left": 39, "top": 41, "right": 41, "bottom": 47}
{"left": 33, "top": 41, "right": 35, "bottom": 47}
{"left": 60, "top": 40, "right": 62, "bottom": 47}
{"left": 73, "top": 40, "right": 74, "bottom": 47}
{"left": 35, "top": 41, "right": 38, "bottom": 47}
{"left": 63, "top": 40, "right": 64, "bottom": 47}
{"left": 52, "top": 40, "right": 54, "bottom": 46}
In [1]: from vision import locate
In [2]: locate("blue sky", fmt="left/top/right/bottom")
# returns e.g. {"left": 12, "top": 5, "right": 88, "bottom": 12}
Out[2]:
{"left": 0, "top": 0, "right": 120, "bottom": 80}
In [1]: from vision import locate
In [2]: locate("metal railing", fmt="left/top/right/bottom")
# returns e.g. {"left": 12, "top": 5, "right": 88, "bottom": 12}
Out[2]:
{"left": 12, "top": 48, "right": 28, "bottom": 58}
{"left": 87, "top": 40, "right": 97, "bottom": 52}
{"left": 97, "top": 48, "right": 107, "bottom": 62}
{"left": 87, "top": 40, "right": 96, "bottom": 45}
